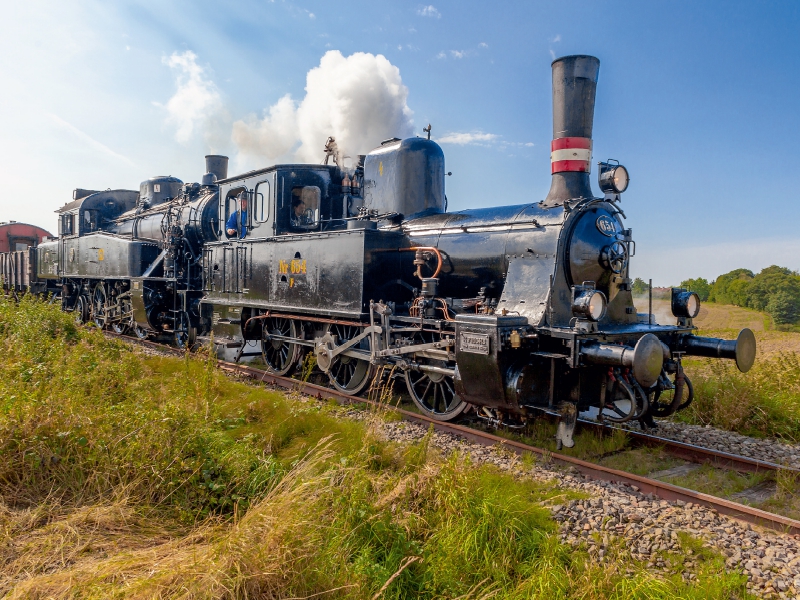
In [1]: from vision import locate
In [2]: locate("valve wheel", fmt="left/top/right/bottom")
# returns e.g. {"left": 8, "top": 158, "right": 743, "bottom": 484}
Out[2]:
{"left": 603, "top": 241, "right": 628, "bottom": 274}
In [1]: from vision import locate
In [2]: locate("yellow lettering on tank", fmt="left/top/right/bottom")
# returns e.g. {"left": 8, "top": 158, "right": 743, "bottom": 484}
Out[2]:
{"left": 290, "top": 259, "right": 307, "bottom": 274}
{"left": 289, "top": 277, "right": 294, "bottom": 288}
{"left": 379, "top": 161, "right": 384, "bottom": 176}
{"left": 98, "top": 249, "right": 104, "bottom": 261}
{"left": 279, "top": 259, "right": 288, "bottom": 275}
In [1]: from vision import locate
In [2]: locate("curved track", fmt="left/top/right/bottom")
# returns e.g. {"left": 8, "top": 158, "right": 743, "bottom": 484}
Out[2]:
{"left": 108, "top": 331, "right": 800, "bottom": 536}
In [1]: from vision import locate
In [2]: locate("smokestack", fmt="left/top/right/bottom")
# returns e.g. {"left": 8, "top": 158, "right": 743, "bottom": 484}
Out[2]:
{"left": 204, "top": 155, "right": 229, "bottom": 181}
{"left": 542, "top": 55, "right": 600, "bottom": 208}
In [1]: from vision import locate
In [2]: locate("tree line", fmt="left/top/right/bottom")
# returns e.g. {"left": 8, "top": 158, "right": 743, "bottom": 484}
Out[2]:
{"left": 631, "top": 266, "right": 800, "bottom": 325}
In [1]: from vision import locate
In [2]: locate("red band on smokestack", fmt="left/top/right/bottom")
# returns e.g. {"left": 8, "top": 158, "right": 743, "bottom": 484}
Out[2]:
{"left": 551, "top": 137, "right": 592, "bottom": 173}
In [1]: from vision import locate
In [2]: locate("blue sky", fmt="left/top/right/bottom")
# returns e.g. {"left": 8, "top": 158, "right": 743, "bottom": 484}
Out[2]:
{"left": 1, "top": 0, "right": 798, "bottom": 285}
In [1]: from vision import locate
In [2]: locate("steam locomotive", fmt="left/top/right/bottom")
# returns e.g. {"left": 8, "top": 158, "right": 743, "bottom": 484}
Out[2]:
{"left": 7, "top": 55, "right": 756, "bottom": 447}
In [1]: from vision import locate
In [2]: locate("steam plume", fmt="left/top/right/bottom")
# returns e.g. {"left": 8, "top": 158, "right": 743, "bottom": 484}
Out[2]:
{"left": 161, "top": 51, "right": 225, "bottom": 145}
{"left": 233, "top": 51, "right": 414, "bottom": 166}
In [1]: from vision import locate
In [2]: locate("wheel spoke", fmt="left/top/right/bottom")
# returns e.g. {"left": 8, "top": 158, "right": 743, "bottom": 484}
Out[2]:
{"left": 262, "top": 317, "right": 298, "bottom": 376}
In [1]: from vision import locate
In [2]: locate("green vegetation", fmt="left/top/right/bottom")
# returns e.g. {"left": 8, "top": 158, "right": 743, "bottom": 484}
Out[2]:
{"left": 681, "top": 352, "right": 800, "bottom": 443}
{"left": 706, "top": 266, "right": 800, "bottom": 326}
{"left": 678, "top": 277, "right": 710, "bottom": 301}
{"left": 632, "top": 277, "right": 650, "bottom": 296}
{"left": 0, "top": 296, "right": 753, "bottom": 598}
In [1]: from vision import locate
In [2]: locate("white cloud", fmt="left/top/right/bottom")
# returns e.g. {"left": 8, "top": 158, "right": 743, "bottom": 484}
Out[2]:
{"left": 417, "top": 5, "right": 441, "bottom": 18}
{"left": 438, "top": 131, "right": 498, "bottom": 145}
{"left": 160, "top": 50, "right": 224, "bottom": 145}
{"left": 450, "top": 50, "right": 467, "bottom": 59}
{"left": 233, "top": 50, "right": 414, "bottom": 165}
{"left": 436, "top": 51, "right": 447, "bottom": 60}
{"left": 48, "top": 113, "right": 136, "bottom": 166}
{"left": 479, "top": 42, "right": 488, "bottom": 48}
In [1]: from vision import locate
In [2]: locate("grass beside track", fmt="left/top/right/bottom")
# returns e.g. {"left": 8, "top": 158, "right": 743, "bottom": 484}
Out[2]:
{"left": 0, "top": 296, "right": 754, "bottom": 599}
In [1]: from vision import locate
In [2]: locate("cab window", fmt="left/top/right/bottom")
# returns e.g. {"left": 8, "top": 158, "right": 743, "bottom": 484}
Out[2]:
{"left": 224, "top": 188, "right": 249, "bottom": 239}
{"left": 254, "top": 180, "right": 271, "bottom": 224}
{"left": 61, "top": 214, "right": 74, "bottom": 236}
{"left": 83, "top": 210, "right": 97, "bottom": 233}
{"left": 289, "top": 186, "right": 321, "bottom": 231}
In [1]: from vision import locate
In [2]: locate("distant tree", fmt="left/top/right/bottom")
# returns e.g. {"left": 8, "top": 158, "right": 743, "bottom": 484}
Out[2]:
{"left": 745, "top": 265, "right": 800, "bottom": 312}
{"left": 679, "top": 278, "right": 711, "bottom": 301}
{"left": 708, "top": 268, "right": 754, "bottom": 304}
{"left": 727, "top": 279, "right": 752, "bottom": 307}
{"left": 767, "top": 290, "right": 800, "bottom": 325}
{"left": 631, "top": 277, "right": 649, "bottom": 295}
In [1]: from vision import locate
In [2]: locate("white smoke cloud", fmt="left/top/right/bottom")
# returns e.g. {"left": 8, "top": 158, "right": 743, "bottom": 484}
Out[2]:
{"left": 160, "top": 51, "right": 224, "bottom": 145}
{"left": 233, "top": 50, "right": 414, "bottom": 165}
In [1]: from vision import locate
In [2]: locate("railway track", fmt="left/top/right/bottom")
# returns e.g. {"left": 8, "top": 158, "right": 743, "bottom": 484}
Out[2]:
{"left": 109, "top": 331, "right": 800, "bottom": 536}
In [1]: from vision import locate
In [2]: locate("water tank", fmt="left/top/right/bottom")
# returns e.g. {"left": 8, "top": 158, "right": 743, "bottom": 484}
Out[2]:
{"left": 363, "top": 138, "right": 445, "bottom": 218}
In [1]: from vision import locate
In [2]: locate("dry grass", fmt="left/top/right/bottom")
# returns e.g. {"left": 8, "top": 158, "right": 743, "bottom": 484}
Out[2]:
{"left": 0, "top": 296, "right": 754, "bottom": 599}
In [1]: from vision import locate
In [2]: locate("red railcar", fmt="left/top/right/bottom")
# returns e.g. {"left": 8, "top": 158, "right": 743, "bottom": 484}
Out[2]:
{"left": 0, "top": 221, "right": 53, "bottom": 253}
{"left": 0, "top": 222, "right": 54, "bottom": 292}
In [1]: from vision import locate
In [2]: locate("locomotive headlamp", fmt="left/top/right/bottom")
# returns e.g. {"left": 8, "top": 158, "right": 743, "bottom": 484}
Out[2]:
{"left": 598, "top": 161, "right": 630, "bottom": 194}
{"left": 671, "top": 288, "right": 701, "bottom": 319}
{"left": 572, "top": 286, "right": 607, "bottom": 321}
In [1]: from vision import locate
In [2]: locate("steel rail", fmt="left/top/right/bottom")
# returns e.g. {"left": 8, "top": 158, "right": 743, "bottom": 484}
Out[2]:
{"left": 583, "top": 419, "right": 796, "bottom": 475}
{"left": 107, "top": 332, "right": 800, "bottom": 536}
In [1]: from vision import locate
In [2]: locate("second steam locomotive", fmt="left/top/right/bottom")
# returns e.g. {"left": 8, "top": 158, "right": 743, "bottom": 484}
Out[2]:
{"left": 21, "top": 55, "right": 755, "bottom": 447}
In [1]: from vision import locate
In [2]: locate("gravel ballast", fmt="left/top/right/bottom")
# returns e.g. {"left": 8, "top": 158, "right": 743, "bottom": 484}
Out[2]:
{"left": 377, "top": 418, "right": 800, "bottom": 599}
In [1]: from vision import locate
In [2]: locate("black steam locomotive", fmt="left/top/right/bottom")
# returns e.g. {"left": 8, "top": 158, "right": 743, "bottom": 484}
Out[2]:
{"left": 20, "top": 55, "right": 755, "bottom": 447}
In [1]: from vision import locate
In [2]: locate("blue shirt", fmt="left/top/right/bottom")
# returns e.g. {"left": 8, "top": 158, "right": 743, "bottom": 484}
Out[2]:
{"left": 226, "top": 210, "right": 247, "bottom": 239}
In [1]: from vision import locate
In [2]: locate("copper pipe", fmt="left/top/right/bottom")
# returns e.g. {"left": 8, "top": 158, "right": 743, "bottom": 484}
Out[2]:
{"left": 400, "top": 246, "right": 443, "bottom": 279}
{"left": 243, "top": 312, "right": 271, "bottom": 332}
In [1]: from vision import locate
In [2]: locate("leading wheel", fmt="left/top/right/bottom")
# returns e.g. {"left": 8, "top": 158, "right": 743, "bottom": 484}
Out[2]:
{"left": 405, "top": 360, "right": 466, "bottom": 421}
{"left": 261, "top": 317, "right": 301, "bottom": 376}
{"left": 327, "top": 323, "right": 374, "bottom": 395}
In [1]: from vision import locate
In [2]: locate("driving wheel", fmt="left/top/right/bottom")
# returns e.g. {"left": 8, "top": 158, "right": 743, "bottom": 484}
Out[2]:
{"left": 405, "top": 360, "right": 466, "bottom": 421}
{"left": 261, "top": 317, "right": 301, "bottom": 376}
{"left": 327, "top": 323, "right": 374, "bottom": 395}
{"left": 74, "top": 294, "right": 89, "bottom": 325}
{"left": 92, "top": 284, "right": 107, "bottom": 328}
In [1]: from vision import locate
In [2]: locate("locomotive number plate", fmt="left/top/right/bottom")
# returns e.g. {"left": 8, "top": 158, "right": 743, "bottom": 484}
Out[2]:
{"left": 459, "top": 333, "right": 490, "bottom": 355}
